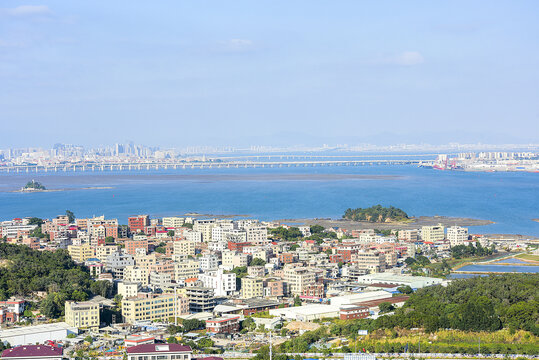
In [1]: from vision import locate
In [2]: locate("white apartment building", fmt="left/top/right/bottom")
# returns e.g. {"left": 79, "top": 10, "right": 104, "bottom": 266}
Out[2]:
{"left": 353, "top": 251, "right": 386, "bottom": 273}
{"left": 208, "top": 240, "right": 228, "bottom": 252}
{"left": 118, "top": 281, "right": 141, "bottom": 299}
{"left": 184, "top": 230, "right": 203, "bottom": 243}
{"left": 447, "top": 226, "right": 469, "bottom": 246}
{"left": 199, "top": 268, "right": 236, "bottom": 296}
{"left": 123, "top": 266, "right": 149, "bottom": 286}
{"left": 246, "top": 225, "right": 268, "bottom": 245}
{"left": 199, "top": 254, "right": 219, "bottom": 271}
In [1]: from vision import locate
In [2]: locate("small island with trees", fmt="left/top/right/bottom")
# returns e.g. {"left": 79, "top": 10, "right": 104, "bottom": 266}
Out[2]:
{"left": 21, "top": 180, "right": 46, "bottom": 192}
{"left": 343, "top": 204, "right": 409, "bottom": 222}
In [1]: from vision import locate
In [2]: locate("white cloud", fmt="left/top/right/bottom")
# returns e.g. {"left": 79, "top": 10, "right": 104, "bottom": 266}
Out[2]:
{"left": 219, "top": 38, "right": 254, "bottom": 52}
{"left": 389, "top": 51, "right": 425, "bottom": 66}
{"left": 3, "top": 5, "right": 52, "bottom": 16}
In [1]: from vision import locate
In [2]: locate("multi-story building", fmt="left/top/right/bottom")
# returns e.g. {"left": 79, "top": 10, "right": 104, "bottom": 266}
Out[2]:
{"left": 193, "top": 219, "right": 216, "bottom": 241}
{"left": 263, "top": 279, "right": 284, "bottom": 298}
{"left": 284, "top": 266, "right": 316, "bottom": 295}
{"left": 199, "top": 268, "right": 236, "bottom": 297}
{"left": 123, "top": 266, "right": 149, "bottom": 286}
{"left": 206, "top": 315, "right": 240, "bottom": 334}
{"left": 186, "top": 287, "right": 216, "bottom": 313}
{"left": 173, "top": 239, "right": 196, "bottom": 257}
{"left": 447, "top": 226, "right": 469, "bottom": 246}
{"left": 421, "top": 224, "right": 445, "bottom": 242}
{"left": 117, "top": 281, "right": 141, "bottom": 299}
{"left": 162, "top": 217, "right": 185, "bottom": 228}
{"left": 125, "top": 239, "right": 149, "bottom": 255}
{"left": 67, "top": 244, "right": 94, "bottom": 263}
{"left": 199, "top": 254, "right": 219, "bottom": 271}
{"left": 247, "top": 266, "right": 265, "bottom": 278}
{"left": 174, "top": 259, "right": 200, "bottom": 280}
{"left": 65, "top": 301, "right": 100, "bottom": 329}
{"left": 95, "top": 244, "right": 120, "bottom": 262}
{"left": 245, "top": 225, "right": 268, "bottom": 245}
{"left": 354, "top": 251, "right": 386, "bottom": 273}
{"left": 105, "top": 252, "right": 135, "bottom": 279}
{"left": 122, "top": 294, "right": 187, "bottom": 323}
{"left": 222, "top": 251, "right": 249, "bottom": 269}
{"left": 126, "top": 344, "right": 192, "bottom": 360}
{"left": 398, "top": 229, "right": 419, "bottom": 242}
{"left": 339, "top": 305, "right": 370, "bottom": 320}
{"left": 241, "top": 277, "right": 263, "bottom": 299}
{"left": 128, "top": 215, "right": 150, "bottom": 234}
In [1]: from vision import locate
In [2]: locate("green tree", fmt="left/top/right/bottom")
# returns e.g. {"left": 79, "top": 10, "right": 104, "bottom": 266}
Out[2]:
{"left": 294, "top": 295, "right": 302, "bottom": 307}
{"left": 105, "top": 236, "right": 115, "bottom": 244}
{"left": 250, "top": 257, "right": 266, "bottom": 266}
{"left": 167, "top": 230, "right": 175, "bottom": 237}
{"left": 27, "top": 217, "right": 44, "bottom": 226}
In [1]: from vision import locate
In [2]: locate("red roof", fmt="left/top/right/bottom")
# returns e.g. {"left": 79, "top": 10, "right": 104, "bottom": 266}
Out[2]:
{"left": 2, "top": 345, "right": 63, "bottom": 358}
{"left": 127, "top": 344, "right": 191, "bottom": 354}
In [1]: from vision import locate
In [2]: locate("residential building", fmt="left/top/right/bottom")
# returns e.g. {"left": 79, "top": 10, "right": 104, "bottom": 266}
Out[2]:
{"left": 105, "top": 252, "right": 135, "bottom": 279}
{"left": 64, "top": 301, "right": 100, "bottom": 329}
{"left": 339, "top": 305, "right": 370, "bottom": 320}
{"left": 284, "top": 266, "right": 316, "bottom": 295}
{"left": 175, "top": 260, "right": 200, "bottom": 280}
{"left": 186, "top": 287, "right": 216, "bottom": 313}
{"left": 67, "top": 244, "right": 94, "bottom": 263}
{"left": 199, "top": 268, "right": 236, "bottom": 297}
{"left": 193, "top": 219, "right": 216, "bottom": 241}
{"left": 125, "top": 239, "right": 149, "bottom": 255}
{"left": 118, "top": 282, "right": 141, "bottom": 299}
{"left": 128, "top": 215, "right": 150, "bottom": 234}
{"left": 162, "top": 217, "right": 185, "bottom": 228}
{"left": 206, "top": 315, "right": 240, "bottom": 334}
{"left": 126, "top": 344, "right": 192, "bottom": 360}
{"left": 422, "top": 224, "right": 445, "bottom": 242}
{"left": 447, "top": 226, "right": 469, "bottom": 246}
{"left": 241, "top": 277, "right": 263, "bottom": 299}
{"left": 199, "top": 254, "right": 219, "bottom": 271}
{"left": 222, "top": 251, "right": 248, "bottom": 269}
{"left": 122, "top": 294, "right": 186, "bottom": 323}
{"left": 124, "top": 266, "right": 149, "bottom": 286}
{"left": 174, "top": 239, "right": 196, "bottom": 257}
{"left": 245, "top": 225, "right": 268, "bottom": 245}
{"left": 354, "top": 251, "right": 386, "bottom": 273}
{"left": 95, "top": 244, "right": 120, "bottom": 262}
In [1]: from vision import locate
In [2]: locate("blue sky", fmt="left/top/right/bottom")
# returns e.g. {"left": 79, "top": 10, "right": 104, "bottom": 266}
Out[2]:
{"left": 1, "top": 1, "right": 538, "bottom": 147}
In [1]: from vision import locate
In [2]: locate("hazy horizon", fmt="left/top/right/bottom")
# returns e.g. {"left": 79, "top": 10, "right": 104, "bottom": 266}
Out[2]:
{"left": 1, "top": 1, "right": 538, "bottom": 148}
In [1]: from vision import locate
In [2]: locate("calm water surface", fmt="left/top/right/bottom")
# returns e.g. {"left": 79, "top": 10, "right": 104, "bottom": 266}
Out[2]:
{"left": 0, "top": 165, "right": 537, "bottom": 235}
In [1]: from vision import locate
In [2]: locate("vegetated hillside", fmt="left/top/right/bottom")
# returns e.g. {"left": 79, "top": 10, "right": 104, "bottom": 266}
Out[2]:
{"left": 373, "top": 274, "right": 539, "bottom": 334}
{"left": 343, "top": 205, "right": 409, "bottom": 222}
{"left": 0, "top": 243, "right": 112, "bottom": 317}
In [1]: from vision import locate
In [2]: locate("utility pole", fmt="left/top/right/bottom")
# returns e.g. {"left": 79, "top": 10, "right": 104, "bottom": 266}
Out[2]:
{"left": 269, "top": 331, "right": 273, "bottom": 360}
{"left": 478, "top": 337, "right": 481, "bottom": 355}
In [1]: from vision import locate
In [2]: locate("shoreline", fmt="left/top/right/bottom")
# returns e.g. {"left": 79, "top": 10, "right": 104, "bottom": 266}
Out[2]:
{"left": 276, "top": 215, "right": 495, "bottom": 231}
{"left": 10, "top": 186, "right": 114, "bottom": 193}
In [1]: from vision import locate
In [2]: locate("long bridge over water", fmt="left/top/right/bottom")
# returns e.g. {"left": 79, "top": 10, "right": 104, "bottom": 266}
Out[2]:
{"left": 0, "top": 159, "right": 422, "bottom": 173}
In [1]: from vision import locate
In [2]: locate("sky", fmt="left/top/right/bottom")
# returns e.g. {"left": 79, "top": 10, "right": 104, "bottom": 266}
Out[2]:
{"left": 1, "top": 1, "right": 538, "bottom": 148}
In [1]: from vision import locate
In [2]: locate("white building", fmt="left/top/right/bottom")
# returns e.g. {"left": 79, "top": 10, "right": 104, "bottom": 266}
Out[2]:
{"left": 447, "top": 226, "right": 469, "bottom": 246}
{"left": 199, "top": 268, "right": 236, "bottom": 296}
{"left": 199, "top": 254, "right": 219, "bottom": 271}
{"left": 0, "top": 322, "right": 77, "bottom": 346}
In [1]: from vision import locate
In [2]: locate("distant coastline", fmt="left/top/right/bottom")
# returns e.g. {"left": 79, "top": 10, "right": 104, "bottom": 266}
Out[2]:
{"left": 10, "top": 186, "right": 113, "bottom": 193}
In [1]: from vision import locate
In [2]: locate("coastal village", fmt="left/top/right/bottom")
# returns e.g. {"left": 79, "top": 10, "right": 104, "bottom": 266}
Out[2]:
{"left": 0, "top": 210, "right": 537, "bottom": 359}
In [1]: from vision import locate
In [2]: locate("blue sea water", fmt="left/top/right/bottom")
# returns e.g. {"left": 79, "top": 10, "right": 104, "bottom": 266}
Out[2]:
{"left": 0, "top": 165, "right": 538, "bottom": 236}
{"left": 456, "top": 264, "right": 539, "bottom": 273}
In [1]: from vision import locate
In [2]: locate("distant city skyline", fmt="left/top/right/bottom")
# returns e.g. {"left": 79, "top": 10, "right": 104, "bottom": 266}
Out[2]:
{"left": 1, "top": 1, "right": 538, "bottom": 147}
